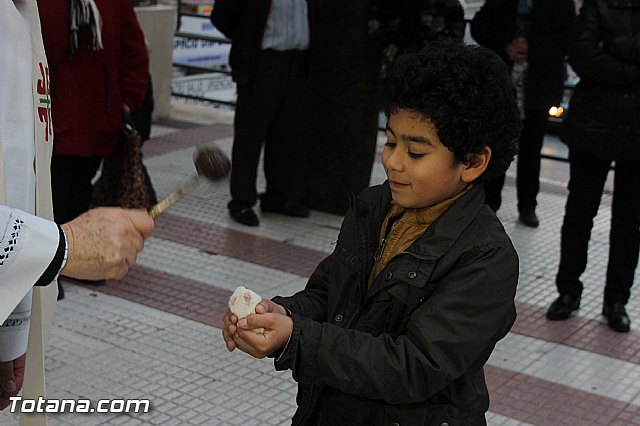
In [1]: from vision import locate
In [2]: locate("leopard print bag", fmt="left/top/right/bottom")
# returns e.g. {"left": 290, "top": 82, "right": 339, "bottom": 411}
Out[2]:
{"left": 91, "top": 117, "right": 154, "bottom": 209}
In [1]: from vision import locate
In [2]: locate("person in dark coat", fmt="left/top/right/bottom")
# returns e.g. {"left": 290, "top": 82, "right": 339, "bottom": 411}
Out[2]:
{"left": 368, "top": 0, "right": 465, "bottom": 72}
{"left": 546, "top": 0, "right": 640, "bottom": 333}
{"left": 210, "top": 0, "right": 311, "bottom": 227}
{"left": 471, "top": 0, "right": 575, "bottom": 226}
{"left": 222, "top": 44, "right": 521, "bottom": 425}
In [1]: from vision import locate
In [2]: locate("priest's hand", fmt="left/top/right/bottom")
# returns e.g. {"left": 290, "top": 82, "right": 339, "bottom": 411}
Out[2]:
{"left": 60, "top": 208, "right": 154, "bottom": 280}
{"left": 0, "top": 354, "right": 25, "bottom": 411}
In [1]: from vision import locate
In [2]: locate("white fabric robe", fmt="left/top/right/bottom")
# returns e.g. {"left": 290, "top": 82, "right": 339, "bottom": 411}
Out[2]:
{"left": 1, "top": 1, "right": 60, "bottom": 424}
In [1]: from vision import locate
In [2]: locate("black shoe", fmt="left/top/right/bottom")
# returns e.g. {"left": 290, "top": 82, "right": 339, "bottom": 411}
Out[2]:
{"left": 518, "top": 209, "right": 539, "bottom": 228}
{"left": 603, "top": 302, "right": 630, "bottom": 333}
{"left": 57, "top": 281, "right": 65, "bottom": 301}
{"left": 230, "top": 207, "right": 259, "bottom": 226}
{"left": 546, "top": 294, "right": 581, "bottom": 320}
{"left": 83, "top": 279, "right": 106, "bottom": 286}
{"left": 261, "top": 200, "right": 310, "bottom": 218}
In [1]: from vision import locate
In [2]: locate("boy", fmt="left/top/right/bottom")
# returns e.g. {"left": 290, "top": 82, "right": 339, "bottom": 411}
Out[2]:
{"left": 223, "top": 43, "right": 521, "bottom": 425}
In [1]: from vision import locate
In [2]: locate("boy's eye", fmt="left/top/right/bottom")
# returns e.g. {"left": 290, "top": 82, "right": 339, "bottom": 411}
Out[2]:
{"left": 384, "top": 141, "right": 396, "bottom": 148}
{"left": 408, "top": 151, "right": 425, "bottom": 159}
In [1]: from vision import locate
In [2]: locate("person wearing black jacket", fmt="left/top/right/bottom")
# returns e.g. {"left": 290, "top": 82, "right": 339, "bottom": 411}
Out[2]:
{"left": 210, "top": 0, "right": 310, "bottom": 226}
{"left": 368, "top": 0, "right": 466, "bottom": 72}
{"left": 222, "top": 44, "right": 521, "bottom": 425}
{"left": 546, "top": 0, "right": 640, "bottom": 332}
{"left": 471, "top": 0, "right": 575, "bottom": 226}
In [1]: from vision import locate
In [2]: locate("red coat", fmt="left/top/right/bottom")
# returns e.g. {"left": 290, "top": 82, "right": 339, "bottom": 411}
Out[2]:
{"left": 38, "top": 0, "right": 149, "bottom": 157}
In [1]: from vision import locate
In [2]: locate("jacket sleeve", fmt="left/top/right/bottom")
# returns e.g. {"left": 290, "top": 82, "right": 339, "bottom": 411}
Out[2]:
{"left": 276, "top": 242, "right": 518, "bottom": 404}
{"left": 470, "top": 0, "right": 513, "bottom": 61}
{"left": 569, "top": 0, "right": 640, "bottom": 86}
{"left": 118, "top": 0, "right": 149, "bottom": 110}
{"left": 210, "top": 0, "right": 246, "bottom": 40}
{"left": 272, "top": 254, "right": 332, "bottom": 323}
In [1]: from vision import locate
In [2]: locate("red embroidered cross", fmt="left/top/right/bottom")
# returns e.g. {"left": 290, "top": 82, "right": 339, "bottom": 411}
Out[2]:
{"left": 36, "top": 62, "right": 52, "bottom": 142}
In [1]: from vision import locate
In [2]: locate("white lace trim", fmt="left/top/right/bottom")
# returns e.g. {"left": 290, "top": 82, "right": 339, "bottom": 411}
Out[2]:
{"left": 0, "top": 209, "right": 25, "bottom": 274}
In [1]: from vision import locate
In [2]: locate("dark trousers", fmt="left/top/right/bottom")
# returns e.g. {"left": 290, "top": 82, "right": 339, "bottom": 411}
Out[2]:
{"left": 229, "top": 49, "right": 307, "bottom": 210}
{"left": 556, "top": 150, "right": 640, "bottom": 304}
{"left": 483, "top": 107, "right": 548, "bottom": 212}
{"left": 51, "top": 155, "right": 102, "bottom": 223}
{"left": 516, "top": 107, "right": 548, "bottom": 212}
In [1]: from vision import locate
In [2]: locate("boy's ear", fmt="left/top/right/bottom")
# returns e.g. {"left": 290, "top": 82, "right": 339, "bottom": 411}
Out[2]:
{"left": 461, "top": 146, "right": 491, "bottom": 183}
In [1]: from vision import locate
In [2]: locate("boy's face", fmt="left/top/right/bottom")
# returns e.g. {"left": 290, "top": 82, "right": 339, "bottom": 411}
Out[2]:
{"left": 381, "top": 108, "right": 469, "bottom": 209}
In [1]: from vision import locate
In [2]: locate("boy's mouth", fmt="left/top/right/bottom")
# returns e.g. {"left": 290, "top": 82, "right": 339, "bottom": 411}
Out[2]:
{"left": 389, "top": 180, "right": 409, "bottom": 189}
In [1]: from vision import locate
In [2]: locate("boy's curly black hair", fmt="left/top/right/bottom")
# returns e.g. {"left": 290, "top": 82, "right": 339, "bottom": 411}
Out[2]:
{"left": 380, "top": 42, "right": 521, "bottom": 180}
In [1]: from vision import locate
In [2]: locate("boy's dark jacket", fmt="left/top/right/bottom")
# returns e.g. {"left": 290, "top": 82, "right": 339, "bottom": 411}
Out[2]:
{"left": 272, "top": 182, "right": 518, "bottom": 426}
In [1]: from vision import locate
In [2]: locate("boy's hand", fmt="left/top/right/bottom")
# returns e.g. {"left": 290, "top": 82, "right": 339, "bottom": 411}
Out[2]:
{"left": 233, "top": 313, "right": 293, "bottom": 359}
{"left": 254, "top": 299, "right": 288, "bottom": 316}
{"left": 222, "top": 299, "right": 288, "bottom": 353}
{"left": 506, "top": 36, "right": 528, "bottom": 63}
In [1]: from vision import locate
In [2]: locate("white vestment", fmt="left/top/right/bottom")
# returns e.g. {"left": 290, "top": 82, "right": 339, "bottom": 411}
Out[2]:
{"left": 0, "top": 1, "right": 60, "bottom": 425}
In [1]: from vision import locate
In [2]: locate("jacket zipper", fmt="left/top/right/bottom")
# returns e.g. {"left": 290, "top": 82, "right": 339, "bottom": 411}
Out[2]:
{"left": 373, "top": 238, "right": 388, "bottom": 262}
{"left": 373, "top": 220, "right": 398, "bottom": 262}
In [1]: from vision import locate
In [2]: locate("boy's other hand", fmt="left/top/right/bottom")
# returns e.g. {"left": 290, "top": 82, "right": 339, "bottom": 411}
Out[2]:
{"left": 222, "top": 309, "right": 239, "bottom": 352}
{"left": 506, "top": 36, "right": 528, "bottom": 63}
{"left": 233, "top": 313, "right": 293, "bottom": 359}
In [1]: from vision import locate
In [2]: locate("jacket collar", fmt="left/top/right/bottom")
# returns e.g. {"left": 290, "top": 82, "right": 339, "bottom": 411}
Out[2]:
{"left": 356, "top": 180, "right": 486, "bottom": 261}
{"left": 408, "top": 182, "right": 485, "bottom": 259}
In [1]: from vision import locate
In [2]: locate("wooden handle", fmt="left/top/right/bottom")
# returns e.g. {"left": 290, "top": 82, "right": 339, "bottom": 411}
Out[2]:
{"left": 148, "top": 173, "right": 201, "bottom": 219}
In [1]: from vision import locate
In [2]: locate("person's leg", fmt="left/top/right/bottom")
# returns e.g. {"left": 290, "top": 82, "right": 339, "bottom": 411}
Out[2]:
{"left": 555, "top": 150, "right": 610, "bottom": 297}
{"left": 228, "top": 51, "right": 279, "bottom": 224}
{"left": 516, "top": 107, "right": 547, "bottom": 225}
{"left": 51, "top": 156, "right": 102, "bottom": 223}
{"left": 483, "top": 173, "right": 505, "bottom": 212}
{"left": 262, "top": 50, "right": 309, "bottom": 216}
{"left": 51, "top": 155, "right": 101, "bottom": 297}
{"left": 604, "top": 159, "right": 640, "bottom": 305}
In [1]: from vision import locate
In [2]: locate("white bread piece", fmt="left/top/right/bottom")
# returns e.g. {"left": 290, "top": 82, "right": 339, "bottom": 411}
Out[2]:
{"left": 228, "top": 286, "right": 264, "bottom": 334}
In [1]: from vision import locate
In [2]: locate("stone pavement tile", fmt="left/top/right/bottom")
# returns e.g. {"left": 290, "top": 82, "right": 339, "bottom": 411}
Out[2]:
{"left": 143, "top": 124, "right": 233, "bottom": 159}
{"left": 153, "top": 212, "right": 325, "bottom": 277}
{"left": 0, "top": 286, "right": 298, "bottom": 426}
{"left": 486, "top": 365, "right": 630, "bottom": 425}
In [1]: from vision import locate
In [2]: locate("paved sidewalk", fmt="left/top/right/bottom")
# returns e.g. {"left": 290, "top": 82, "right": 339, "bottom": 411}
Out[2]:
{"left": 2, "top": 103, "right": 639, "bottom": 426}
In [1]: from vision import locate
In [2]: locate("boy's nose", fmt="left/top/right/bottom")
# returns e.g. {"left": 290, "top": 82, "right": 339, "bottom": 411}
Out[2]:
{"left": 385, "top": 150, "right": 405, "bottom": 172}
